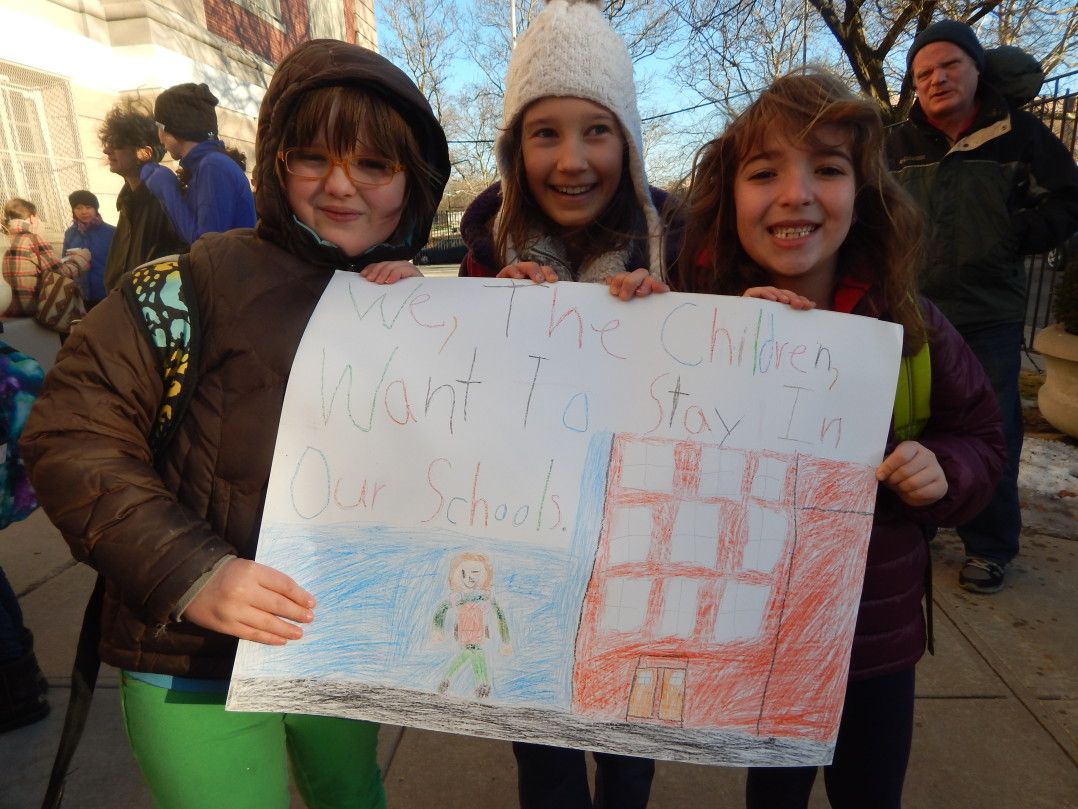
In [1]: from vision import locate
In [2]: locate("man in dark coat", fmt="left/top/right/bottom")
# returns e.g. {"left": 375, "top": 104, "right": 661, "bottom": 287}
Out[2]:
{"left": 886, "top": 20, "right": 1078, "bottom": 593}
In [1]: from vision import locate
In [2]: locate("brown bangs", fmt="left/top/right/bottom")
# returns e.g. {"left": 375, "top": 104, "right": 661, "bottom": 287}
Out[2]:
{"left": 283, "top": 86, "right": 406, "bottom": 161}
{"left": 280, "top": 85, "right": 440, "bottom": 233}
{"left": 728, "top": 74, "right": 879, "bottom": 173}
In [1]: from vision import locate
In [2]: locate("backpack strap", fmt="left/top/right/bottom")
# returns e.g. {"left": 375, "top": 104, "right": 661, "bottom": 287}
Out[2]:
{"left": 42, "top": 255, "right": 199, "bottom": 809}
{"left": 41, "top": 577, "right": 104, "bottom": 809}
{"left": 892, "top": 341, "right": 935, "bottom": 659}
{"left": 122, "top": 254, "right": 200, "bottom": 457}
{"left": 893, "top": 341, "right": 931, "bottom": 441}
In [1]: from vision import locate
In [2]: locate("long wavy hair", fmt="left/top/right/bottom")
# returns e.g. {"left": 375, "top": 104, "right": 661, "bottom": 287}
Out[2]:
{"left": 674, "top": 71, "right": 927, "bottom": 354}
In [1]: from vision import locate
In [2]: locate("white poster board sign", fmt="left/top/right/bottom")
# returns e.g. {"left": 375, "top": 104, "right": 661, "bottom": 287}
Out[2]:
{"left": 228, "top": 275, "right": 902, "bottom": 767}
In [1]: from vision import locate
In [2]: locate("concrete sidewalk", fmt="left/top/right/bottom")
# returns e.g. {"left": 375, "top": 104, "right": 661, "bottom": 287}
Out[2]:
{"left": 1, "top": 449, "right": 1075, "bottom": 808}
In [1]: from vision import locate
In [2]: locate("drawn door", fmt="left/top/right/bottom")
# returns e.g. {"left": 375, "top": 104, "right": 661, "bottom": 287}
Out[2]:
{"left": 626, "top": 660, "right": 687, "bottom": 726}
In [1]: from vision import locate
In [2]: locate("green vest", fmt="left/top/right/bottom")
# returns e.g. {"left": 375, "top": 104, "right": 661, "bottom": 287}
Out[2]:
{"left": 893, "top": 342, "right": 931, "bottom": 441}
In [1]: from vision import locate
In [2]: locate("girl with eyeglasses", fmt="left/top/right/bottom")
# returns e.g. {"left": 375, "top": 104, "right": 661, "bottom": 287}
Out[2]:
{"left": 22, "top": 40, "right": 449, "bottom": 809}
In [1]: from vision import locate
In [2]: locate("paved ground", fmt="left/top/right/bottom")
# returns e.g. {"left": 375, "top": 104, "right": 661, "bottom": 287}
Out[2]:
{"left": 3, "top": 506, "right": 1075, "bottom": 808}
{"left": 1, "top": 287, "right": 1075, "bottom": 807}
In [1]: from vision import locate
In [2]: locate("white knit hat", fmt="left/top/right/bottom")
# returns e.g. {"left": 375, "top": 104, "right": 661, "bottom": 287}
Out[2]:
{"left": 497, "top": 0, "right": 664, "bottom": 278}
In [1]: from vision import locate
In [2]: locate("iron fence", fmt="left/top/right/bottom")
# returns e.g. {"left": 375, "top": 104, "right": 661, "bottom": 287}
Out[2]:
{"left": 1024, "top": 69, "right": 1077, "bottom": 359}
{"left": 429, "top": 207, "right": 465, "bottom": 241}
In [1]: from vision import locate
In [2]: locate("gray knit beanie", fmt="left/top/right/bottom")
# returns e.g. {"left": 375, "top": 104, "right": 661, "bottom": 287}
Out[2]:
{"left": 497, "top": 0, "right": 663, "bottom": 278}
{"left": 907, "top": 20, "right": 986, "bottom": 73}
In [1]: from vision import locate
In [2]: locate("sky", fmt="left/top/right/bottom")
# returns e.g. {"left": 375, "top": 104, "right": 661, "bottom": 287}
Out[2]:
{"left": 374, "top": 1, "right": 718, "bottom": 183}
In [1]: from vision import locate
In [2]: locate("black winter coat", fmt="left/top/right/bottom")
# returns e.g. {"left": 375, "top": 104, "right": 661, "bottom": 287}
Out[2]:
{"left": 886, "top": 85, "right": 1078, "bottom": 331}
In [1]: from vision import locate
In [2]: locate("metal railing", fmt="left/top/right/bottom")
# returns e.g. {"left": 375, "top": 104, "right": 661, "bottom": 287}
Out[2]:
{"left": 1023, "top": 69, "right": 1077, "bottom": 361}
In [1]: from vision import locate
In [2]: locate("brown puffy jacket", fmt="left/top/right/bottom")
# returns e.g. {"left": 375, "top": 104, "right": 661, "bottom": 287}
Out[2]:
{"left": 20, "top": 40, "right": 449, "bottom": 678}
{"left": 23, "top": 233, "right": 333, "bottom": 675}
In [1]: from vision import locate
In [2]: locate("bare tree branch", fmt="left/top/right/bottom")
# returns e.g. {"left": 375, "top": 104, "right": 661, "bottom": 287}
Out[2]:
{"left": 678, "top": 0, "right": 1076, "bottom": 123}
{"left": 379, "top": 0, "right": 461, "bottom": 118}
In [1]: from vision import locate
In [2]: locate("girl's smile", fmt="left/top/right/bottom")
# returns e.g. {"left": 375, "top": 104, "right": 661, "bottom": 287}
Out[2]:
{"left": 734, "top": 125, "right": 856, "bottom": 304}
{"left": 284, "top": 140, "right": 405, "bottom": 256}
{"left": 521, "top": 97, "right": 625, "bottom": 230}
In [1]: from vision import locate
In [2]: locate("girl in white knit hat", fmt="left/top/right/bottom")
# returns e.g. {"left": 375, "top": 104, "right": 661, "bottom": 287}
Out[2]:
{"left": 458, "top": 0, "right": 673, "bottom": 303}
{"left": 457, "top": 1, "right": 671, "bottom": 806}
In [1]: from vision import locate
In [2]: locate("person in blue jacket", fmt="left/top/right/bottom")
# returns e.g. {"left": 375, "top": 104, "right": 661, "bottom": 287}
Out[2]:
{"left": 140, "top": 82, "right": 256, "bottom": 243}
{"left": 61, "top": 190, "right": 115, "bottom": 308}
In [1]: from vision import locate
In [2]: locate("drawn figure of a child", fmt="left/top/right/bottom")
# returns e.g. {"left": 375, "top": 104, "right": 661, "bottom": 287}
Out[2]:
{"left": 432, "top": 552, "right": 511, "bottom": 699}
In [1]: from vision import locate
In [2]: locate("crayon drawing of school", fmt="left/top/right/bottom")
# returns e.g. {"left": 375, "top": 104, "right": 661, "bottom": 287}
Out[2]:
{"left": 573, "top": 435, "right": 876, "bottom": 744}
{"left": 231, "top": 431, "right": 878, "bottom": 766}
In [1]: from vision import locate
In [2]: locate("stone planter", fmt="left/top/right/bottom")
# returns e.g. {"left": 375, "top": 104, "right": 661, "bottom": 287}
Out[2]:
{"left": 1033, "top": 323, "right": 1078, "bottom": 438}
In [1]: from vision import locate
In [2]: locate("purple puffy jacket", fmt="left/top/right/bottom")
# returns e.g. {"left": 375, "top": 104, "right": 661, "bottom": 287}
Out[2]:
{"left": 845, "top": 287, "right": 1005, "bottom": 680}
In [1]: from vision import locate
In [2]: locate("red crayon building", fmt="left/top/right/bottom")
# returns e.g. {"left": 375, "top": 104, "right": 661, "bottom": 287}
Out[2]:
{"left": 572, "top": 434, "right": 877, "bottom": 742}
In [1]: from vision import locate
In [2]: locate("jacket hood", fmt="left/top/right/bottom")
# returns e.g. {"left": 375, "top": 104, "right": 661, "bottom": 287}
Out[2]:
{"left": 254, "top": 39, "right": 450, "bottom": 270}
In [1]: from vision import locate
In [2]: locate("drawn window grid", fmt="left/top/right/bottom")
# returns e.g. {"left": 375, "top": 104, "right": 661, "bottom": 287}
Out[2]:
{"left": 600, "top": 576, "right": 653, "bottom": 634}
{"left": 740, "top": 504, "right": 790, "bottom": 574}
{"left": 712, "top": 579, "right": 773, "bottom": 643}
{"left": 697, "top": 446, "right": 747, "bottom": 499}
{"left": 658, "top": 577, "right": 701, "bottom": 638}
{"left": 669, "top": 502, "right": 721, "bottom": 567}
{"left": 618, "top": 439, "right": 676, "bottom": 494}
{"left": 607, "top": 505, "right": 655, "bottom": 567}
{"left": 749, "top": 456, "right": 791, "bottom": 502}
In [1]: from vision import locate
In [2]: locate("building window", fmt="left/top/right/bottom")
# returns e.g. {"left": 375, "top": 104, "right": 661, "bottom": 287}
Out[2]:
{"left": 658, "top": 577, "right": 699, "bottom": 637}
{"left": 713, "top": 580, "right": 771, "bottom": 642}
{"left": 600, "top": 576, "right": 652, "bottom": 633}
{"left": 698, "top": 446, "right": 745, "bottom": 497}
{"left": 750, "top": 456, "right": 789, "bottom": 501}
{"left": 608, "top": 505, "right": 654, "bottom": 565}
{"left": 0, "top": 63, "right": 85, "bottom": 245}
{"left": 619, "top": 439, "right": 675, "bottom": 493}
{"left": 741, "top": 505, "right": 787, "bottom": 573}
{"left": 669, "top": 502, "right": 720, "bottom": 567}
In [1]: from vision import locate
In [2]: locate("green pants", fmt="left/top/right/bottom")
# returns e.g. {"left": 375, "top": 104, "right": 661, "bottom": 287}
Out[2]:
{"left": 445, "top": 644, "right": 489, "bottom": 685}
{"left": 120, "top": 673, "right": 386, "bottom": 809}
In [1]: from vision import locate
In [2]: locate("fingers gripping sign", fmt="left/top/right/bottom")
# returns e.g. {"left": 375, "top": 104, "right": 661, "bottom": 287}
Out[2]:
{"left": 607, "top": 268, "right": 670, "bottom": 301}
{"left": 183, "top": 558, "right": 316, "bottom": 646}
{"left": 360, "top": 260, "right": 422, "bottom": 284}
{"left": 742, "top": 286, "right": 817, "bottom": 310}
{"left": 875, "top": 440, "right": 948, "bottom": 508}
{"left": 496, "top": 261, "right": 559, "bottom": 283}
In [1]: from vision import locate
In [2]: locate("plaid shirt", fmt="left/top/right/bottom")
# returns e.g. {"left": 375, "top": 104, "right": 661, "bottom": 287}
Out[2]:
{"left": 2, "top": 222, "right": 71, "bottom": 317}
